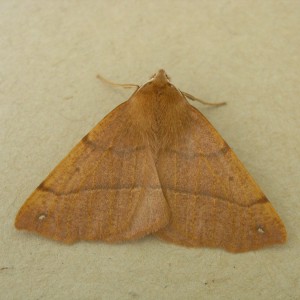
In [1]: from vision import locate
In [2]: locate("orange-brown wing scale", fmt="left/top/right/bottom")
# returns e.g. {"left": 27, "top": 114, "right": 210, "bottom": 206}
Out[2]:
{"left": 155, "top": 104, "right": 287, "bottom": 252}
{"left": 15, "top": 102, "right": 170, "bottom": 243}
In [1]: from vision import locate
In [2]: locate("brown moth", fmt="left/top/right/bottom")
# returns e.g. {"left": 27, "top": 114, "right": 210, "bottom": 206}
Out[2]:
{"left": 15, "top": 70, "right": 287, "bottom": 252}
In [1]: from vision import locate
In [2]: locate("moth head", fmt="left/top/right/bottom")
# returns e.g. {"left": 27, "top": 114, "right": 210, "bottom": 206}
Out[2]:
{"left": 150, "top": 69, "right": 171, "bottom": 83}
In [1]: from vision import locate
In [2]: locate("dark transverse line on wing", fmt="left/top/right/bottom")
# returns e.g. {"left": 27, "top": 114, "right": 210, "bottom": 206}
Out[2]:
{"left": 38, "top": 182, "right": 267, "bottom": 208}
{"left": 81, "top": 136, "right": 229, "bottom": 159}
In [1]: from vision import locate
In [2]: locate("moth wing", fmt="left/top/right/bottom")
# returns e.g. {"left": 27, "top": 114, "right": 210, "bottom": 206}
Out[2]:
{"left": 15, "top": 102, "right": 169, "bottom": 243}
{"left": 155, "top": 105, "right": 286, "bottom": 252}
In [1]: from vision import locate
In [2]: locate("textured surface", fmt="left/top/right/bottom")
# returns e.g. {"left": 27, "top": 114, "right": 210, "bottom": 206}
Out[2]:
{"left": 1, "top": 0, "right": 300, "bottom": 299}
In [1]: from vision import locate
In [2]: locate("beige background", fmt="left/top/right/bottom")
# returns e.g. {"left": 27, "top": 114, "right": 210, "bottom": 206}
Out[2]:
{"left": 1, "top": 1, "right": 300, "bottom": 299}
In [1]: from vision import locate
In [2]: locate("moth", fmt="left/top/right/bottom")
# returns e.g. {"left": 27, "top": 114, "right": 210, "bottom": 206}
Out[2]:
{"left": 15, "top": 70, "right": 286, "bottom": 252}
